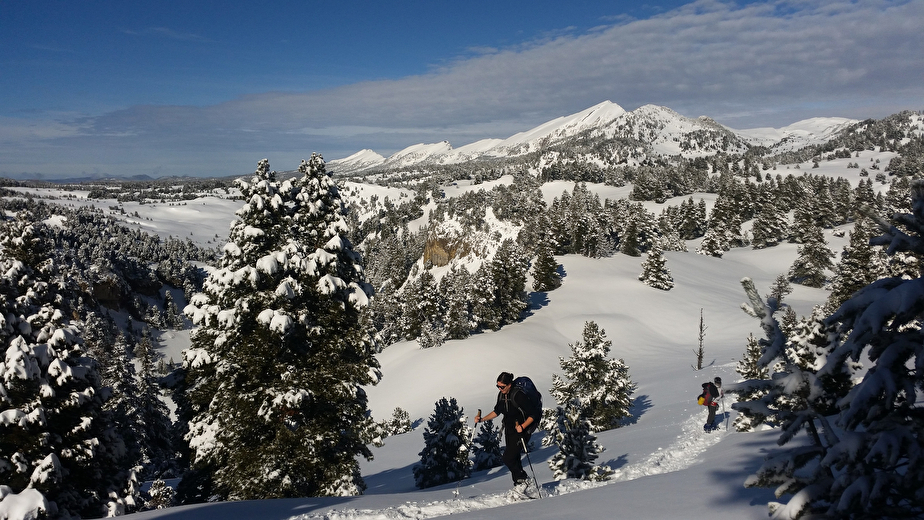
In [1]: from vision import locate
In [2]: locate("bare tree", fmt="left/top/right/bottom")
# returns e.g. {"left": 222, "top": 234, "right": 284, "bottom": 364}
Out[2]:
{"left": 692, "top": 308, "right": 706, "bottom": 370}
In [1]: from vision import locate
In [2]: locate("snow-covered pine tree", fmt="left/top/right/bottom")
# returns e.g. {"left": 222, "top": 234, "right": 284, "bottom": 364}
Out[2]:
{"left": 413, "top": 397, "right": 472, "bottom": 489}
{"left": 679, "top": 197, "right": 708, "bottom": 239}
{"left": 531, "top": 238, "right": 562, "bottom": 292}
{"left": 697, "top": 220, "right": 731, "bottom": 257}
{"left": 751, "top": 200, "right": 789, "bottom": 249}
{"left": 545, "top": 399, "right": 612, "bottom": 481}
{"left": 133, "top": 328, "right": 177, "bottom": 479}
{"left": 730, "top": 279, "right": 856, "bottom": 519}
{"left": 469, "top": 265, "right": 499, "bottom": 331}
{"left": 618, "top": 216, "right": 642, "bottom": 257}
{"left": 401, "top": 269, "right": 442, "bottom": 344}
{"left": 383, "top": 407, "right": 413, "bottom": 436}
{"left": 144, "top": 478, "right": 175, "bottom": 510}
{"left": 638, "top": 239, "right": 673, "bottom": 290}
{"left": 549, "top": 321, "right": 635, "bottom": 432}
{"left": 471, "top": 419, "right": 504, "bottom": 471}
{"left": 182, "top": 156, "right": 380, "bottom": 501}
{"left": 788, "top": 203, "right": 816, "bottom": 244}
{"left": 0, "top": 218, "right": 130, "bottom": 518}
{"left": 732, "top": 333, "right": 769, "bottom": 431}
{"left": 787, "top": 220, "right": 834, "bottom": 288}
{"left": 489, "top": 238, "right": 528, "bottom": 327}
{"left": 825, "top": 217, "right": 882, "bottom": 313}
{"left": 778, "top": 178, "right": 924, "bottom": 518}
{"left": 440, "top": 265, "right": 474, "bottom": 340}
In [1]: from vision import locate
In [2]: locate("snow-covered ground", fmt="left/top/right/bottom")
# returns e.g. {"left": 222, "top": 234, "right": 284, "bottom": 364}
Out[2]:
{"left": 6, "top": 170, "right": 877, "bottom": 519}
{"left": 119, "top": 211, "right": 842, "bottom": 519}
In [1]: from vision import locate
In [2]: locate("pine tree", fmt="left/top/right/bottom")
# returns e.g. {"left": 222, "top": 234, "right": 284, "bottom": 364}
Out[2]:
{"left": 531, "top": 238, "right": 562, "bottom": 292}
{"left": 766, "top": 179, "right": 924, "bottom": 518}
{"left": 546, "top": 400, "right": 613, "bottom": 481}
{"left": 401, "top": 269, "right": 442, "bottom": 343}
{"left": 144, "top": 479, "right": 176, "bottom": 510}
{"left": 549, "top": 321, "right": 635, "bottom": 432}
{"left": 678, "top": 197, "right": 707, "bottom": 239}
{"left": 133, "top": 328, "right": 177, "bottom": 479}
{"left": 471, "top": 419, "right": 504, "bottom": 471}
{"left": 383, "top": 407, "right": 413, "bottom": 436}
{"left": 440, "top": 265, "right": 474, "bottom": 340}
{"left": 638, "top": 240, "right": 674, "bottom": 290}
{"left": 619, "top": 216, "right": 642, "bottom": 257}
{"left": 751, "top": 201, "right": 789, "bottom": 249}
{"left": 788, "top": 222, "right": 834, "bottom": 288}
{"left": 413, "top": 397, "right": 472, "bottom": 489}
{"left": 0, "top": 218, "right": 130, "bottom": 518}
{"left": 697, "top": 221, "right": 731, "bottom": 257}
{"left": 182, "top": 156, "right": 380, "bottom": 500}
{"left": 825, "top": 218, "right": 881, "bottom": 312}
{"left": 469, "top": 265, "right": 500, "bottom": 331}
{"left": 730, "top": 279, "right": 856, "bottom": 518}
{"left": 732, "top": 334, "right": 769, "bottom": 431}
{"left": 490, "top": 238, "right": 529, "bottom": 326}
{"left": 766, "top": 273, "right": 793, "bottom": 305}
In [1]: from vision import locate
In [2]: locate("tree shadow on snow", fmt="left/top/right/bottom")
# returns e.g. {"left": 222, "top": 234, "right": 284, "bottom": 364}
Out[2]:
{"left": 602, "top": 452, "right": 630, "bottom": 471}
{"left": 706, "top": 433, "right": 785, "bottom": 511}
{"left": 525, "top": 292, "right": 550, "bottom": 317}
{"left": 622, "top": 394, "right": 653, "bottom": 426}
{"left": 363, "top": 461, "right": 422, "bottom": 494}
{"left": 522, "top": 265, "right": 567, "bottom": 318}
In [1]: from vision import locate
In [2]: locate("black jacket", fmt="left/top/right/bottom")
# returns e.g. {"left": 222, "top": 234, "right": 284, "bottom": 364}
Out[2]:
{"left": 493, "top": 389, "right": 538, "bottom": 429}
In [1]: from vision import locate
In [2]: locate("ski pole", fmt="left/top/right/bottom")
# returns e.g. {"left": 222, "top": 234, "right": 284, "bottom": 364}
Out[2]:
{"left": 723, "top": 395, "right": 729, "bottom": 431}
{"left": 520, "top": 436, "right": 542, "bottom": 499}
{"left": 454, "top": 409, "right": 480, "bottom": 498}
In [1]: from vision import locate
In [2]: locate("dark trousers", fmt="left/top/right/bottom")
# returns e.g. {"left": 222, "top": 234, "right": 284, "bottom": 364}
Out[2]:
{"left": 706, "top": 403, "right": 717, "bottom": 428}
{"left": 503, "top": 427, "right": 531, "bottom": 483}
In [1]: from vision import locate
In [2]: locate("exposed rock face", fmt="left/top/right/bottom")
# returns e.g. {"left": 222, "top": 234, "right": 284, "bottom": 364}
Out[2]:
{"left": 91, "top": 275, "right": 125, "bottom": 309}
{"left": 423, "top": 235, "right": 471, "bottom": 267}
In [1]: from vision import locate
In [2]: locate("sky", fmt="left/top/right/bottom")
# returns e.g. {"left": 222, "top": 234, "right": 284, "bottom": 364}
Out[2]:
{"left": 1, "top": 0, "right": 922, "bottom": 179}
{"left": 2, "top": 153, "right": 889, "bottom": 519}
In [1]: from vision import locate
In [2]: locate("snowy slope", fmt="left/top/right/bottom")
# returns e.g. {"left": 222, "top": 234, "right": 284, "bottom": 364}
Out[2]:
{"left": 329, "top": 149, "right": 386, "bottom": 173}
{"left": 480, "top": 100, "right": 628, "bottom": 157}
{"left": 112, "top": 184, "right": 850, "bottom": 519}
{"left": 6, "top": 163, "right": 886, "bottom": 519}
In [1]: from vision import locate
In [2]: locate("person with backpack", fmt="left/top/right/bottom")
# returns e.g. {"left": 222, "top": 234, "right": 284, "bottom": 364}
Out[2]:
{"left": 474, "top": 372, "right": 541, "bottom": 487}
{"left": 699, "top": 380, "right": 720, "bottom": 432}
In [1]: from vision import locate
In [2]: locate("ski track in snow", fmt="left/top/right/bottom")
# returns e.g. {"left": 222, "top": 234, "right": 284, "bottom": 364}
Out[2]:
{"left": 288, "top": 403, "right": 733, "bottom": 520}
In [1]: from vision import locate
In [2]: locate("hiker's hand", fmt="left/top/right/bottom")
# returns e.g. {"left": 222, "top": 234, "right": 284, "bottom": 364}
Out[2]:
{"left": 474, "top": 414, "right": 481, "bottom": 423}
{"left": 515, "top": 423, "right": 522, "bottom": 433}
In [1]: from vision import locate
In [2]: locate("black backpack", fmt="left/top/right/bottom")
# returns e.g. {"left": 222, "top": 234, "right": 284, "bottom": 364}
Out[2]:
{"left": 706, "top": 382, "right": 719, "bottom": 399}
{"left": 511, "top": 376, "right": 543, "bottom": 425}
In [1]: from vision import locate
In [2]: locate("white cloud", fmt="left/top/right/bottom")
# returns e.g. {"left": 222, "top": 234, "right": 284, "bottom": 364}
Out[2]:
{"left": 4, "top": 0, "right": 922, "bottom": 177}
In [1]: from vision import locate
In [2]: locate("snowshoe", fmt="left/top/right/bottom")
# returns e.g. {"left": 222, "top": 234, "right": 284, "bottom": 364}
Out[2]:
{"left": 510, "top": 479, "right": 539, "bottom": 500}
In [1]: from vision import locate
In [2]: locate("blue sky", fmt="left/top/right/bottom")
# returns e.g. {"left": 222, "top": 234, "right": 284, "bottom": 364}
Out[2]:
{"left": 1, "top": 0, "right": 922, "bottom": 179}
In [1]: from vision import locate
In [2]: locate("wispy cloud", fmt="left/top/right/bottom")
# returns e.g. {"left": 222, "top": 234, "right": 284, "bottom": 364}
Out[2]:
{"left": 120, "top": 27, "right": 212, "bottom": 43}
{"left": 4, "top": 0, "right": 923, "bottom": 177}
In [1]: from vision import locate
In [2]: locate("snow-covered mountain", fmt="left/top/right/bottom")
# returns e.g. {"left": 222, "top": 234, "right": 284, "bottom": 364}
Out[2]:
{"left": 732, "top": 117, "right": 859, "bottom": 152}
{"left": 330, "top": 149, "right": 387, "bottom": 172}
{"left": 328, "top": 100, "right": 859, "bottom": 174}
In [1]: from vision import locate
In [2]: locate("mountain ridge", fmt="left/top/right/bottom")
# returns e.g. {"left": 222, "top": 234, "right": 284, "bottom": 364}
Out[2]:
{"left": 328, "top": 101, "right": 860, "bottom": 174}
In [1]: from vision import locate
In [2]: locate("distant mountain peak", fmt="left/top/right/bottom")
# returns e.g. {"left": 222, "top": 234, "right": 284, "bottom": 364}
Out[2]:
{"left": 331, "top": 101, "right": 860, "bottom": 174}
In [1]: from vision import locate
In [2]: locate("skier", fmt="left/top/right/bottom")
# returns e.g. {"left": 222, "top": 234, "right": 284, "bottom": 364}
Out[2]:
{"left": 699, "top": 380, "right": 720, "bottom": 432}
{"left": 475, "top": 372, "right": 540, "bottom": 489}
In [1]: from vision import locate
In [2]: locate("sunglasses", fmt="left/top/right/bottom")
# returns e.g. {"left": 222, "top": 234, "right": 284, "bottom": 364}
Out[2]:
{"left": 497, "top": 383, "right": 508, "bottom": 389}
